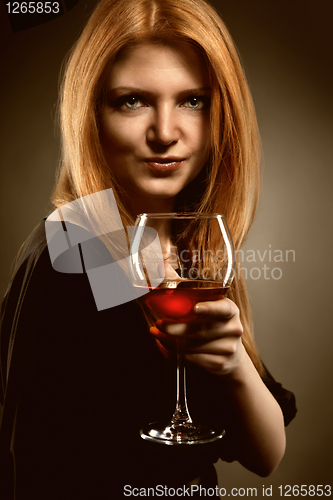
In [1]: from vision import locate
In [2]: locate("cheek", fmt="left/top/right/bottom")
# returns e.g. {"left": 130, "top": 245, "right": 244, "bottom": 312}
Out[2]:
{"left": 200, "top": 114, "right": 211, "bottom": 145}
{"left": 99, "top": 114, "right": 141, "bottom": 155}
{"left": 185, "top": 114, "right": 210, "bottom": 155}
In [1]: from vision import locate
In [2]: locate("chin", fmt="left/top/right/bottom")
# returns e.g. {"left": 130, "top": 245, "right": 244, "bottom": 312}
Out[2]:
{"left": 148, "top": 189, "right": 180, "bottom": 198}
{"left": 135, "top": 184, "right": 185, "bottom": 200}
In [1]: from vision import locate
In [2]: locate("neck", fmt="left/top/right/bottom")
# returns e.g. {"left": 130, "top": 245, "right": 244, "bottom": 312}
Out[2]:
{"left": 128, "top": 192, "right": 176, "bottom": 219}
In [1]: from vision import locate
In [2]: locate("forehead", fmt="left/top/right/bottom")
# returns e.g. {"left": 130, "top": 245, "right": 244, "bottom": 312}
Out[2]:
{"left": 105, "top": 41, "right": 210, "bottom": 90}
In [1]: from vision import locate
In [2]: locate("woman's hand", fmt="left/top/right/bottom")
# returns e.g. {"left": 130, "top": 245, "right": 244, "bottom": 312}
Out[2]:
{"left": 150, "top": 297, "right": 246, "bottom": 377}
{"left": 151, "top": 297, "right": 286, "bottom": 477}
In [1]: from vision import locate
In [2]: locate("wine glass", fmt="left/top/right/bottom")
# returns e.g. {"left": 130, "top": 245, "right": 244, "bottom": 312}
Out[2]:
{"left": 128, "top": 213, "right": 236, "bottom": 444}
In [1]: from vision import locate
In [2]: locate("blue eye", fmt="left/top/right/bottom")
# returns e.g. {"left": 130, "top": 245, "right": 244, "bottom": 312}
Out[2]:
{"left": 109, "top": 94, "right": 146, "bottom": 110}
{"left": 182, "top": 96, "right": 210, "bottom": 110}
{"left": 123, "top": 96, "right": 143, "bottom": 109}
{"left": 188, "top": 97, "right": 201, "bottom": 108}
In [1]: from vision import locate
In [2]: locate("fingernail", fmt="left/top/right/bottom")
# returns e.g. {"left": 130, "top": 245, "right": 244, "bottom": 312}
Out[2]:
{"left": 195, "top": 304, "right": 208, "bottom": 314}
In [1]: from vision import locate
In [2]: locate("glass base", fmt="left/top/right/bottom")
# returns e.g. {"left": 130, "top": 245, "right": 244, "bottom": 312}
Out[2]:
{"left": 140, "top": 421, "right": 225, "bottom": 445}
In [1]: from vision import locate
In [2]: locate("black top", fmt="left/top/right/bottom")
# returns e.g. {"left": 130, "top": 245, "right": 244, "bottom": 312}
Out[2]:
{"left": 0, "top": 221, "right": 297, "bottom": 499}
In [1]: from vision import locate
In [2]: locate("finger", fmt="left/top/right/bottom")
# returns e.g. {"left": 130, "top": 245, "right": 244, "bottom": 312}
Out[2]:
{"left": 185, "top": 352, "right": 230, "bottom": 375}
{"left": 155, "top": 319, "right": 193, "bottom": 336}
{"left": 194, "top": 297, "right": 237, "bottom": 319}
{"left": 149, "top": 326, "right": 178, "bottom": 351}
{"left": 150, "top": 326, "right": 174, "bottom": 343}
{"left": 184, "top": 337, "right": 240, "bottom": 355}
{"left": 156, "top": 316, "right": 243, "bottom": 339}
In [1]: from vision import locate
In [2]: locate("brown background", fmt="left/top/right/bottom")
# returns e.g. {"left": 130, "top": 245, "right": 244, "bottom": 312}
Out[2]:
{"left": 1, "top": 0, "right": 332, "bottom": 495}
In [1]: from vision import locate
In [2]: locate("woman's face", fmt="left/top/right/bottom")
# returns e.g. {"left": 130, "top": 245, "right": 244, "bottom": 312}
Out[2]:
{"left": 99, "top": 41, "right": 211, "bottom": 213}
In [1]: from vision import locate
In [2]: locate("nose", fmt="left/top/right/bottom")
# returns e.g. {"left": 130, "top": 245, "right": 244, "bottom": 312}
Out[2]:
{"left": 146, "top": 104, "right": 180, "bottom": 146}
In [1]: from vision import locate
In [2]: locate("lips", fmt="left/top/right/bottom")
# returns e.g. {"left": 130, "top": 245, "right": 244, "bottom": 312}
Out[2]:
{"left": 144, "top": 157, "right": 185, "bottom": 172}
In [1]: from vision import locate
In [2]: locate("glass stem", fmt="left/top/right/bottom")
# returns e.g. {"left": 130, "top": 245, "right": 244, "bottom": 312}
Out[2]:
{"left": 171, "top": 339, "right": 193, "bottom": 425}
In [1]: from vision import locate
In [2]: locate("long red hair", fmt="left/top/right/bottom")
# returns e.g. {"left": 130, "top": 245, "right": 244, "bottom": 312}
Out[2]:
{"left": 53, "top": 0, "right": 263, "bottom": 374}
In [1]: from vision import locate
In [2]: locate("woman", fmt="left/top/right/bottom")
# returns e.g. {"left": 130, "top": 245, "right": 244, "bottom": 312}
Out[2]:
{"left": 0, "top": 0, "right": 296, "bottom": 497}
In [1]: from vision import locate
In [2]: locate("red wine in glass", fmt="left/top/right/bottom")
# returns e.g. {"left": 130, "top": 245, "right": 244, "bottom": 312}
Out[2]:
{"left": 143, "top": 281, "right": 229, "bottom": 320}
{"left": 129, "top": 213, "right": 236, "bottom": 444}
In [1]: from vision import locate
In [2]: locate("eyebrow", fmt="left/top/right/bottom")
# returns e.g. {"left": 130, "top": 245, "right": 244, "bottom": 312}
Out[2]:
{"left": 107, "top": 86, "right": 212, "bottom": 97}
